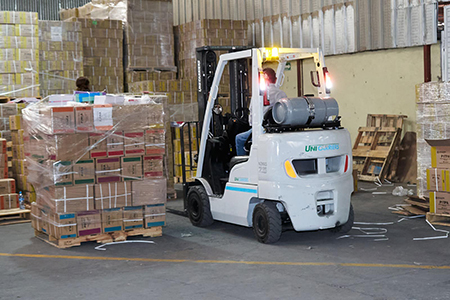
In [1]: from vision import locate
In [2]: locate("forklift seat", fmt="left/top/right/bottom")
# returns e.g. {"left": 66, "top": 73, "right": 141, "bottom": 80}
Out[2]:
{"left": 230, "top": 156, "right": 249, "bottom": 170}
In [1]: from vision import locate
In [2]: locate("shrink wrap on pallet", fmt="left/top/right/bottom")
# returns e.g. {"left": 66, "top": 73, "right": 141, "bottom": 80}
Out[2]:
{"left": 26, "top": 96, "right": 169, "bottom": 240}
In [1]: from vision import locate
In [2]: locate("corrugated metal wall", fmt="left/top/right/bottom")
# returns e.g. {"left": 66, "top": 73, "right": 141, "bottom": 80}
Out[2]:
{"left": 0, "top": 0, "right": 90, "bottom": 20}
{"left": 174, "top": 0, "right": 439, "bottom": 55}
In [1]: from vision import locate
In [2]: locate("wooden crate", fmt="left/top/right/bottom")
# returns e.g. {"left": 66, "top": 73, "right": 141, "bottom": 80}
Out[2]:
{"left": 0, "top": 208, "right": 31, "bottom": 225}
{"left": 426, "top": 212, "right": 450, "bottom": 227}
{"left": 35, "top": 226, "right": 163, "bottom": 249}
{"left": 366, "top": 114, "right": 407, "bottom": 129}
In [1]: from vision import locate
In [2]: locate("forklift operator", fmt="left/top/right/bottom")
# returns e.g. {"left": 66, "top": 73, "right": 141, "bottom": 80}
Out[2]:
{"left": 235, "top": 68, "right": 287, "bottom": 156}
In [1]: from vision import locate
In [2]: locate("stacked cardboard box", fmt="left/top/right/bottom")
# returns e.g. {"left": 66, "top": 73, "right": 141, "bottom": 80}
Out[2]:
{"left": 72, "top": 18, "right": 124, "bottom": 93}
{"left": 172, "top": 126, "right": 197, "bottom": 183}
{"left": 416, "top": 82, "right": 450, "bottom": 197}
{"left": 426, "top": 140, "right": 450, "bottom": 215}
{"left": 26, "top": 96, "right": 168, "bottom": 240}
{"left": 128, "top": 78, "right": 198, "bottom": 122}
{"left": 0, "top": 178, "right": 18, "bottom": 210}
{"left": 175, "top": 19, "right": 248, "bottom": 86}
{"left": 39, "top": 21, "right": 84, "bottom": 97}
{"left": 124, "top": 0, "right": 175, "bottom": 70}
{"left": 0, "top": 11, "right": 39, "bottom": 97}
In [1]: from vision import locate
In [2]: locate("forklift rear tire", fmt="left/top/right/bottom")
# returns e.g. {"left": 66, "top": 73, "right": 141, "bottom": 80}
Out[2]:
{"left": 252, "top": 202, "right": 282, "bottom": 244}
{"left": 187, "top": 186, "right": 214, "bottom": 227}
{"left": 331, "top": 203, "right": 354, "bottom": 234}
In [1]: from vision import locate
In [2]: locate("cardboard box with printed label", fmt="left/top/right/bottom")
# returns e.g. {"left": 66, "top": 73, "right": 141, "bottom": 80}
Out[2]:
{"left": 107, "top": 131, "right": 124, "bottom": 157}
{"left": 89, "top": 133, "right": 108, "bottom": 158}
{"left": 101, "top": 207, "right": 123, "bottom": 233}
{"left": 52, "top": 161, "right": 73, "bottom": 186}
{"left": 123, "top": 206, "right": 143, "bottom": 230}
{"left": 40, "top": 106, "right": 75, "bottom": 134}
{"left": 0, "top": 178, "right": 15, "bottom": 194}
{"left": 95, "top": 157, "right": 121, "bottom": 183}
{"left": 0, "top": 193, "right": 19, "bottom": 210}
{"left": 124, "top": 131, "right": 145, "bottom": 156}
{"left": 94, "top": 182, "right": 132, "bottom": 209}
{"left": 429, "top": 191, "right": 450, "bottom": 215}
{"left": 132, "top": 178, "right": 166, "bottom": 206}
{"left": 52, "top": 134, "right": 90, "bottom": 161}
{"left": 75, "top": 106, "right": 94, "bottom": 132}
{"left": 48, "top": 211, "right": 77, "bottom": 239}
{"left": 93, "top": 104, "right": 113, "bottom": 131}
{"left": 77, "top": 210, "right": 102, "bottom": 236}
{"left": 73, "top": 159, "right": 95, "bottom": 185}
{"left": 427, "top": 168, "right": 449, "bottom": 191}
{"left": 144, "top": 203, "right": 165, "bottom": 228}
{"left": 9, "top": 115, "right": 21, "bottom": 130}
{"left": 427, "top": 139, "right": 450, "bottom": 169}
{"left": 121, "top": 156, "right": 143, "bottom": 181}
{"left": 143, "top": 155, "right": 163, "bottom": 178}
{"left": 145, "top": 128, "right": 165, "bottom": 155}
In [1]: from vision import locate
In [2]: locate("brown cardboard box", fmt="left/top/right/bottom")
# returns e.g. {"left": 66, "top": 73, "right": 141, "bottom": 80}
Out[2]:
{"left": 143, "top": 155, "right": 164, "bottom": 178}
{"left": 77, "top": 210, "right": 102, "bottom": 236}
{"left": 144, "top": 203, "right": 165, "bottom": 228}
{"left": 73, "top": 159, "right": 95, "bottom": 185}
{"left": 93, "top": 104, "right": 114, "bottom": 131}
{"left": 42, "top": 106, "right": 75, "bottom": 134}
{"left": 89, "top": 133, "right": 108, "bottom": 158}
{"left": 75, "top": 106, "right": 94, "bottom": 132}
{"left": 95, "top": 157, "right": 121, "bottom": 183}
{"left": 427, "top": 139, "right": 450, "bottom": 169}
{"left": 145, "top": 128, "right": 165, "bottom": 155}
{"left": 123, "top": 206, "right": 143, "bottom": 230}
{"left": 48, "top": 211, "right": 77, "bottom": 239}
{"left": 430, "top": 191, "right": 450, "bottom": 215}
{"left": 124, "top": 131, "right": 145, "bottom": 156}
{"left": 132, "top": 178, "right": 166, "bottom": 206}
{"left": 94, "top": 182, "right": 132, "bottom": 209}
{"left": 39, "top": 184, "right": 94, "bottom": 213}
{"left": 101, "top": 208, "right": 123, "bottom": 233}
{"left": 107, "top": 131, "right": 124, "bottom": 157}
{"left": 9, "top": 115, "right": 21, "bottom": 130}
{"left": 0, "top": 193, "right": 19, "bottom": 209}
{"left": 427, "top": 168, "right": 448, "bottom": 191}
{"left": 30, "top": 202, "right": 42, "bottom": 231}
{"left": 0, "top": 178, "right": 15, "bottom": 194}
{"left": 12, "top": 145, "right": 25, "bottom": 159}
{"left": 52, "top": 161, "right": 73, "bottom": 186}
{"left": 121, "top": 156, "right": 143, "bottom": 181}
{"left": 52, "top": 134, "right": 90, "bottom": 161}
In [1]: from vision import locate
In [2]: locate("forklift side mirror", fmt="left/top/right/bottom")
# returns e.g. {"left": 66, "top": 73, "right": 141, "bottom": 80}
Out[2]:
{"left": 310, "top": 71, "right": 320, "bottom": 88}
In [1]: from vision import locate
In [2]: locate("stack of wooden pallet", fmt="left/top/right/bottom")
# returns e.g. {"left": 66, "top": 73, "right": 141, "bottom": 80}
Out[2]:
{"left": 353, "top": 114, "right": 407, "bottom": 182}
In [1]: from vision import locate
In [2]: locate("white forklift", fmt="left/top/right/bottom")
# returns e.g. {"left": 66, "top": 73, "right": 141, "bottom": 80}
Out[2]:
{"left": 186, "top": 47, "right": 354, "bottom": 243}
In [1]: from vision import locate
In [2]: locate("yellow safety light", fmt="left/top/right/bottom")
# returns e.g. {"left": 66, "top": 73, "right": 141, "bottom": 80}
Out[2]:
{"left": 271, "top": 47, "right": 279, "bottom": 58}
{"left": 284, "top": 160, "right": 297, "bottom": 178}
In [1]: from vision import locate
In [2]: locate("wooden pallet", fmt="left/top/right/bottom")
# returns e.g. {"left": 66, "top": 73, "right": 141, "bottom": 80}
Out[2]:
{"left": 0, "top": 208, "right": 31, "bottom": 225}
{"left": 353, "top": 127, "right": 402, "bottom": 181}
{"left": 366, "top": 114, "right": 407, "bottom": 129}
{"left": 426, "top": 212, "right": 450, "bottom": 227}
{"left": 35, "top": 226, "right": 162, "bottom": 249}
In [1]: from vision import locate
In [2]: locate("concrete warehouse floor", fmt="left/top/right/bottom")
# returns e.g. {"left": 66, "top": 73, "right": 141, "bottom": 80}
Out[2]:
{"left": 1, "top": 182, "right": 450, "bottom": 300}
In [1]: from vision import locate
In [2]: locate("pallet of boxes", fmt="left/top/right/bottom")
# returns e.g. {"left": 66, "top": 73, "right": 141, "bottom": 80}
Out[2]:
{"left": 26, "top": 94, "right": 168, "bottom": 248}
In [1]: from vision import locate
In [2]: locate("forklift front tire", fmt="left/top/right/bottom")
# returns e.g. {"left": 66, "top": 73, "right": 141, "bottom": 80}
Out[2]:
{"left": 331, "top": 203, "right": 354, "bottom": 234}
{"left": 187, "top": 186, "right": 214, "bottom": 227}
{"left": 252, "top": 202, "right": 282, "bottom": 244}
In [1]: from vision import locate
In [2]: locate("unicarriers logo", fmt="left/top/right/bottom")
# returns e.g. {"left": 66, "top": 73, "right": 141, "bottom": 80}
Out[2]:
{"left": 305, "top": 143, "right": 339, "bottom": 152}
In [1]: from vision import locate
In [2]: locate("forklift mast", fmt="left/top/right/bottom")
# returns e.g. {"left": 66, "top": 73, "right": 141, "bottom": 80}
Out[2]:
{"left": 196, "top": 46, "right": 250, "bottom": 136}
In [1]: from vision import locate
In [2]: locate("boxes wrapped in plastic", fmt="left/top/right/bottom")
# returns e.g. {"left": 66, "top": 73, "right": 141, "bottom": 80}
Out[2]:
{"left": 416, "top": 82, "right": 450, "bottom": 197}
{"left": 39, "top": 20, "right": 83, "bottom": 97}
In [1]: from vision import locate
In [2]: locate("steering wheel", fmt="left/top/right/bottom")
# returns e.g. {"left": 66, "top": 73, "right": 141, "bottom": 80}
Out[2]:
{"left": 234, "top": 107, "right": 250, "bottom": 124}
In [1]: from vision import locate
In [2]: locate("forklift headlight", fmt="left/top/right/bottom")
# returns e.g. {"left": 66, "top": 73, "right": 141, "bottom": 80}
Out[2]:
{"left": 271, "top": 47, "right": 279, "bottom": 58}
{"left": 284, "top": 160, "right": 297, "bottom": 178}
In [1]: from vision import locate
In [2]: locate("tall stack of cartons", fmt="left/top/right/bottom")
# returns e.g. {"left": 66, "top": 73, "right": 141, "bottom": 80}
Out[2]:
{"left": 125, "top": 0, "right": 175, "bottom": 71}
{"left": 71, "top": 18, "right": 124, "bottom": 93}
{"left": 0, "top": 11, "right": 39, "bottom": 97}
{"left": 39, "top": 21, "right": 84, "bottom": 97}
{"left": 25, "top": 96, "right": 168, "bottom": 242}
{"left": 0, "top": 136, "right": 17, "bottom": 211}
{"left": 175, "top": 19, "right": 249, "bottom": 95}
{"left": 416, "top": 82, "right": 450, "bottom": 197}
